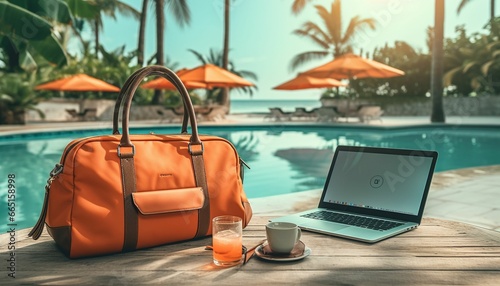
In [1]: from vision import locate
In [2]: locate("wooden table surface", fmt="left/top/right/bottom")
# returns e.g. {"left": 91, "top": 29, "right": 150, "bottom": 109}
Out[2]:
{"left": 1, "top": 217, "right": 500, "bottom": 285}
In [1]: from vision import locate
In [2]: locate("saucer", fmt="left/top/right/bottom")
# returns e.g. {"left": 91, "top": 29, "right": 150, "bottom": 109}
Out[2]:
{"left": 255, "top": 241, "right": 311, "bottom": 262}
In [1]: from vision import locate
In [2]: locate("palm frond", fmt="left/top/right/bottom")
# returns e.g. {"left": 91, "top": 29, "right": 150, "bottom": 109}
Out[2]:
{"left": 188, "top": 49, "right": 207, "bottom": 64}
{"left": 291, "top": 0, "right": 310, "bottom": 15}
{"left": 289, "top": 51, "right": 329, "bottom": 71}
{"left": 342, "top": 17, "right": 376, "bottom": 45}
{"left": 481, "top": 60, "right": 495, "bottom": 75}
{"left": 293, "top": 29, "right": 330, "bottom": 49}
{"left": 443, "top": 66, "right": 462, "bottom": 86}
{"left": 463, "top": 61, "right": 479, "bottom": 73}
{"left": 457, "top": 0, "right": 472, "bottom": 14}
{"left": 115, "top": 1, "right": 141, "bottom": 20}
{"left": 233, "top": 70, "right": 258, "bottom": 82}
{"left": 313, "top": 3, "right": 339, "bottom": 45}
{"left": 168, "top": 0, "right": 191, "bottom": 27}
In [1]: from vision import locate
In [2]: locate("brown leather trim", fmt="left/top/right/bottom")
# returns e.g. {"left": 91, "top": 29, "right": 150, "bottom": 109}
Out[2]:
{"left": 120, "top": 157, "right": 138, "bottom": 252}
{"left": 192, "top": 154, "right": 210, "bottom": 238}
{"left": 243, "top": 202, "right": 253, "bottom": 228}
{"left": 117, "top": 66, "right": 201, "bottom": 148}
{"left": 28, "top": 190, "right": 49, "bottom": 240}
{"left": 46, "top": 225, "right": 71, "bottom": 257}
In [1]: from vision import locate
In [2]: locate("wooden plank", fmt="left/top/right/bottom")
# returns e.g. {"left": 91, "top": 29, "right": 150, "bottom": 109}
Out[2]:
{"left": 9, "top": 270, "right": 500, "bottom": 285}
{"left": 1, "top": 217, "right": 499, "bottom": 285}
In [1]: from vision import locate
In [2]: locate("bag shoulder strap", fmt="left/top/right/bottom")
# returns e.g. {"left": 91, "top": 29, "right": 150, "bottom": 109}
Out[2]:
{"left": 28, "top": 164, "right": 63, "bottom": 240}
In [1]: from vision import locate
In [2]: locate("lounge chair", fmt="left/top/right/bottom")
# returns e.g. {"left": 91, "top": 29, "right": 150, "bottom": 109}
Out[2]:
{"left": 198, "top": 105, "right": 228, "bottom": 122}
{"left": 357, "top": 106, "right": 384, "bottom": 123}
{"left": 65, "top": 108, "right": 97, "bottom": 121}
{"left": 292, "top": 107, "right": 318, "bottom": 120}
{"left": 316, "top": 107, "right": 341, "bottom": 122}
{"left": 157, "top": 107, "right": 182, "bottom": 123}
{"left": 264, "top": 107, "right": 292, "bottom": 121}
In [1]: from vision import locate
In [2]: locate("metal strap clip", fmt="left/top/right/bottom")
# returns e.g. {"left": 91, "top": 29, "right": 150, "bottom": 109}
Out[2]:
{"left": 45, "top": 164, "right": 63, "bottom": 192}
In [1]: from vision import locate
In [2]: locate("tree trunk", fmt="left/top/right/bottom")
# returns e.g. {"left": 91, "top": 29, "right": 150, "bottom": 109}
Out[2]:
{"left": 152, "top": 0, "right": 165, "bottom": 104}
{"left": 220, "top": 0, "right": 230, "bottom": 112}
{"left": 137, "top": 0, "right": 148, "bottom": 66}
{"left": 430, "top": 0, "right": 445, "bottom": 123}
{"left": 491, "top": 0, "right": 496, "bottom": 35}
{"left": 94, "top": 18, "right": 100, "bottom": 57}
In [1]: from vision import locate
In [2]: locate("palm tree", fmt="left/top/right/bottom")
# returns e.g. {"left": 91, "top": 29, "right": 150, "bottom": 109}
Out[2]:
{"left": 150, "top": 0, "right": 191, "bottom": 104}
{"left": 91, "top": 0, "right": 140, "bottom": 57}
{"left": 290, "top": 0, "right": 376, "bottom": 71}
{"left": 221, "top": 0, "right": 230, "bottom": 108}
{"left": 137, "top": 0, "right": 149, "bottom": 66}
{"left": 457, "top": 0, "right": 496, "bottom": 34}
{"left": 431, "top": 0, "right": 445, "bottom": 123}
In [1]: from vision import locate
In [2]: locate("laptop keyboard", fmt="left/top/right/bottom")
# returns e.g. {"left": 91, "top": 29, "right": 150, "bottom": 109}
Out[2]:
{"left": 301, "top": 210, "right": 404, "bottom": 231}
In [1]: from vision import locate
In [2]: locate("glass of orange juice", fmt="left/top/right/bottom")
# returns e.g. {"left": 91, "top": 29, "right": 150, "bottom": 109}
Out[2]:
{"left": 212, "top": 215, "right": 243, "bottom": 267}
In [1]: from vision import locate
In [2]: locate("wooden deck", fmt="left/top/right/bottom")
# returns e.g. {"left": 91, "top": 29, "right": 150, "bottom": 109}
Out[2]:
{"left": 1, "top": 217, "right": 500, "bottom": 285}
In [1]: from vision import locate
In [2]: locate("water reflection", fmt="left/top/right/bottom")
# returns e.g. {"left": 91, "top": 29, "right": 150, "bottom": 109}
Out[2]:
{"left": 0, "top": 126, "right": 499, "bottom": 232}
{"left": 0, "top": 140, "right": 68, "bottom": 233}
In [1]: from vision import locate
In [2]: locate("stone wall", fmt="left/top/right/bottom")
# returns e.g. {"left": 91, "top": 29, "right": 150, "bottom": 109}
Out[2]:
{"left": 321, "top": 96, "right": 500, "bottom": 116}
{"left": 27, "top": 99, "right": 166, "bottom": 122}
{"left": 27, "top": 96, "right": 500, "bottom": 122}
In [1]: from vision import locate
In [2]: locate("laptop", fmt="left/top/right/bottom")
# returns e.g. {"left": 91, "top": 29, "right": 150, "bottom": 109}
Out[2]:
{"left": 271, "top": 145, "right": 438, "bottom": 243}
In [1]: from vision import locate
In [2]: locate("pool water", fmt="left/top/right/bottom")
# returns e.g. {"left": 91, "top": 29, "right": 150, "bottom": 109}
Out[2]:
{"left": 1, "top": 124, "right": 499, "bottom": 232}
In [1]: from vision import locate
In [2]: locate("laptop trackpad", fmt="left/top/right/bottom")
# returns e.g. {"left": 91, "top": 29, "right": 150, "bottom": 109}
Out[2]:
{"left": 300, "top": 220, "right": 349, "bottom": 232}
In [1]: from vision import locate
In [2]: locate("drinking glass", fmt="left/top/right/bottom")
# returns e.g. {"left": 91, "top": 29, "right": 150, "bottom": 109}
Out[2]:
{"left": 212, "top": 215, "right": 242, "bottom": 266}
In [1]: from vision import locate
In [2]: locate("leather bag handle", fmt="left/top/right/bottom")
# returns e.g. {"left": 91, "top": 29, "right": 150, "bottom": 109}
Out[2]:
{"left": 111, "top": 67, "right": 189, "bottom": 135}
{"left": 115, "top": 65, "right": 202, "bottom": 151}
{"left": 117, "top": 66, "right": 210, "bottom": 250}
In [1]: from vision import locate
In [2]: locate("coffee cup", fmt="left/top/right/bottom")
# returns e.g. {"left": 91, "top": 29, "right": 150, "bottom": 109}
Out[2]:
{"left": 265, "top": 222, "right": 301, "bottom": 254}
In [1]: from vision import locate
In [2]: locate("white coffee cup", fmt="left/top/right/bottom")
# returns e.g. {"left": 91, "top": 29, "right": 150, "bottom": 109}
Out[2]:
{"left": 265, "top": 222, "right": 301, "bottom": 254}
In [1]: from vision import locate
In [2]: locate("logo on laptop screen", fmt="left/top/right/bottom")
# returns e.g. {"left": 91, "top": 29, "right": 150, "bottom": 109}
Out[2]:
{"left": 370, "top": 175, "right": 384, "bottom": 188}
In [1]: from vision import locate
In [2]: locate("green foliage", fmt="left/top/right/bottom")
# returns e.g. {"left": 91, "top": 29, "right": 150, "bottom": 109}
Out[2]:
{"left": 348, "top": 41, "right": 431, "bottom": 98}
{"left": 443, "top": 24, "right": 500, "bottom": 95}
{"left": 36, "top": 44, "right": 150, "bottom": 102}
{"left": 0, "top": 1, "right": 69, "bottom": 71}
{"left": 0, "top": 72, "right": 44, "bottom": 124}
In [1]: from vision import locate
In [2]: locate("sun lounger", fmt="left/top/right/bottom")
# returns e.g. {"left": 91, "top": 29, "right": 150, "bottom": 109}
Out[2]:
{"left": 292, "top": 107, "right": 318, "bottom": 120}
{"left": 357, "top": 106, "right": 384, "bottom": 123}
{"left": 65, "top": 108, "right": 97, "bottom": 121}
{"left": 157, "top": 107, "right": 182, "bottom": 123}
{"left": 198, "top": 105, "right": 228, "bottom": 122}
{"left": 264, "top": 107, "right": 292, "bottom": 121}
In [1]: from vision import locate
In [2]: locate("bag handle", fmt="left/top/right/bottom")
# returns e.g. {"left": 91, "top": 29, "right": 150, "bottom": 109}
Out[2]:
{"left": 116, "top": 65, "right": 202, "bottom": 150}
{"left": 116, "top": 66, "right": 210, "bottom": 251}
{"left": 111, "top": 67, "right": 190, "bottom": 135}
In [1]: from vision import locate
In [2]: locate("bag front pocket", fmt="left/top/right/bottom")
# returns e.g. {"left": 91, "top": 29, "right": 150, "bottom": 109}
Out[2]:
{"left": 132, "top": 187, "right": 205, "bottom": 248}
{"left": 132, "top": 187, "right": 204, "bottom": 215}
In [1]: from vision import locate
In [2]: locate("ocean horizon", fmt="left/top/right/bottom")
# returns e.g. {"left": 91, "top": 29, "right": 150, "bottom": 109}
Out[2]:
{"left": 229, "top": 99, "right": 321, "bottom": 114}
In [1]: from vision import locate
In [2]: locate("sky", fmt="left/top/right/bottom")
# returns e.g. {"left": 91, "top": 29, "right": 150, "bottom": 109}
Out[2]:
{"left": 92, "top": 0, "right": 495, "bottom": 100}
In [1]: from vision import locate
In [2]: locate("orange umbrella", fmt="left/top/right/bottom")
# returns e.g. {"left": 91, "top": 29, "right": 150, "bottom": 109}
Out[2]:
{"left": 141, "top": 69, "right": 207, "bottom": 90}
{"left": 179, "top": 63, "right": 254, "bottom": 88}
{"left": 273, "top": 74, "right": 347, "bottom": 90}
{"left": 302, "top": 53, "right": 405, "bottom": 79}
{"left": 35, "top": 74, "right": 120, "bottom": 92}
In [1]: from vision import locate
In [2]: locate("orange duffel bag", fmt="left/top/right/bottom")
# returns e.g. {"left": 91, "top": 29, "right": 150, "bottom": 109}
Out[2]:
{"left": 28, "top": 65, "right": 253, "bottom": 258}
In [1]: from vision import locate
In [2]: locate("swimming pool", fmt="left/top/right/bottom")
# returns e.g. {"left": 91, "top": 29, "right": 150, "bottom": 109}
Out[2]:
{"left": 1, "top": 124, "right": 500, "bottom": 232}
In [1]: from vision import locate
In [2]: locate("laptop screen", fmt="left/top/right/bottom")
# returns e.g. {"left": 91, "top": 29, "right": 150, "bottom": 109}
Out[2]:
{"left": 321, "top": 148, "right": 436, "bottom": 216}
